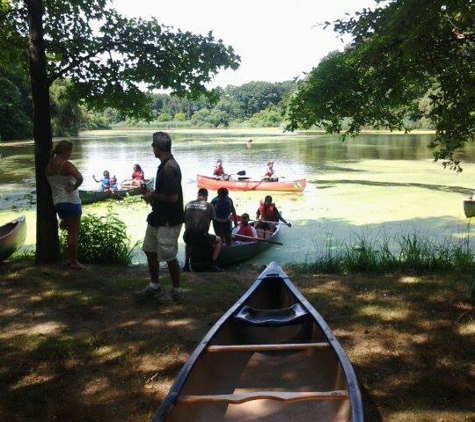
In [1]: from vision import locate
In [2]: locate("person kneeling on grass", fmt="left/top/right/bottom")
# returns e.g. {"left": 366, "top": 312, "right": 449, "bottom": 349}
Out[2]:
{"left": 232, "top": 213, "right": 257, "bottom": 242}
{"left": 183, "top": 188, "right": 224, "bottom": 272}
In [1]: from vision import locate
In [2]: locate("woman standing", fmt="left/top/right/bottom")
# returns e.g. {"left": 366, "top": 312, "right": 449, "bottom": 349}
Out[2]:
{"left": 45, "top": 140, "right": 84, "bottom": 269}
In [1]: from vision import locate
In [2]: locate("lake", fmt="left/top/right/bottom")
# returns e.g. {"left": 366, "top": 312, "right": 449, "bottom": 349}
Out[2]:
{"left": 2, "top": 128, "right": 475, "bottom": 265}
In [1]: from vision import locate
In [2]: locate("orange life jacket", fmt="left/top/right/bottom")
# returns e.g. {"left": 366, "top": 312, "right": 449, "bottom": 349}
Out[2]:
{"left": 259, "top": 200, "right": 276, "bottom": 221}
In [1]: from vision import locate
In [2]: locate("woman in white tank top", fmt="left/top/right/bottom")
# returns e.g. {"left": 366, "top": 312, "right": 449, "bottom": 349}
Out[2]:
{"left": 46, "top": 140, "right": 84, "bottom": 269}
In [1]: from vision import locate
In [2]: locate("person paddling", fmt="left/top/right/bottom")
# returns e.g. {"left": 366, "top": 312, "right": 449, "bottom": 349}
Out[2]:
{"left": 255, "top": 195, "right": 291, "bottom": 237}
{"left": 262, "top": 160, "right": 278, "bottom": 182}
{"left": 213, "top": 160, "right": 225, "bottom": 179}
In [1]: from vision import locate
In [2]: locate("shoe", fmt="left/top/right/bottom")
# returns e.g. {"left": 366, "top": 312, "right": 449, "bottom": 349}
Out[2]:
{"left": 134, "top": 285, "right": 162, "bottom": 302}
{"left": 208, "top": 264, "right": 225, "bottom": 273}
{"left": 157, "top": 288, "right": 183, "bottom": 305}
{"left": 182, "top": 264, "right": 191, "bottom": 272}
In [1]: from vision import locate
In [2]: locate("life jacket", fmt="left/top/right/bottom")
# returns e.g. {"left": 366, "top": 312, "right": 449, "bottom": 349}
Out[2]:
{"left": 236, "top": 224, "right": 254, "bottom": 242}
{"left": 101, "top": 177, "right": 111, "bottom": 190}
{"left": 214, "top": 165, "right": 224, "bottom": 176}
{"left": 212, "top": 196, "right": 232, "bottom": 222}
{"left": 259, "top": 200, "right": 276, "bottom": 221}
{"left": 133, "top": 170, "right": 143, "bottom": 180}
{"left": 265, "top": 167, "right": 274, "bottom": 177}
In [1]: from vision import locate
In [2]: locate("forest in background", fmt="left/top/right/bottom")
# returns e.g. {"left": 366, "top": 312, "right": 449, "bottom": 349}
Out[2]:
{"left": 0, "top": 66, "right": 434, "bottom": 141}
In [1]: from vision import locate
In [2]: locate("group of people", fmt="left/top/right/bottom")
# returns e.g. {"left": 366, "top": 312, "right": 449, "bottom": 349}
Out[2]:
{"left": 213, "top": 159, "right": 278, "bottom": 182}
{"left": 93, "top": 164, "right": 146, "bottom": 193}
{"left": 46, "top": 131, "right": 291, "bottom": 305}
{"left": 181, "top": 188, "right": 291, "bottom": 272}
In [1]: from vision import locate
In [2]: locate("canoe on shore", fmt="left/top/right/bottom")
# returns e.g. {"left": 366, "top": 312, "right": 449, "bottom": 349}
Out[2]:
{"left": 79, "top": 178, "right": 154, "bottom": 205}
{"left": 216, "top": 223, "right": 281, "bottom": 266}
{"left": 197, "top": 174, "right": 307, "bottom": 192}
{"left": 0, "top": 215, "right": 27, "bottom": 262}
{"left": 153, "top": 261, "right": 363, "bottom": 422}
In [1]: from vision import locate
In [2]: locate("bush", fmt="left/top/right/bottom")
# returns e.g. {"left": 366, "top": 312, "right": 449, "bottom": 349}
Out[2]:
{"left": 60, "top": 212, "right": 134, "bottom": 265}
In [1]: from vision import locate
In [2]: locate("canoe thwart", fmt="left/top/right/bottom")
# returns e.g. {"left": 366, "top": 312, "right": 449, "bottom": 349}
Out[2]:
{"left": 207, "top": 342, "right": 332, "bottom": 353}
{"left": 234, "top": 303, "right": 308, "bottom": 327}
{"left": 176, "top": 390, "right": 350, "bottom": 405}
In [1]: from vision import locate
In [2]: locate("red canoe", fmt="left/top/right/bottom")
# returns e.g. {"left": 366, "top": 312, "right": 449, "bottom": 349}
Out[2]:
{"left": 197, "top": 175, "right": 306, "bottom": 192}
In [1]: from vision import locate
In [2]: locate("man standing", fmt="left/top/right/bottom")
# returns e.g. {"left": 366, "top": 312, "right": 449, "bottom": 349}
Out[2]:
{"left": 135, "top": 132, "right": 184, "bottom": 304}
{"left": 211, "top": 187, "right": 237, "bottom": 246}
{"left": 182, "top": 188, "right": 223, "bottom": 272}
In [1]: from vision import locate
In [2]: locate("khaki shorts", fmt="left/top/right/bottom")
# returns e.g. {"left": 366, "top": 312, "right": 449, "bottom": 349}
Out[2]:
{"left": 142, "top": 224, "right": 183, "bottom": 261}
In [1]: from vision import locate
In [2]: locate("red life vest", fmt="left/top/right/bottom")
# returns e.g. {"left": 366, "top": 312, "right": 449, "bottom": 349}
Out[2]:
{"left": 133, "top": 170, "right": 143, "bottom": 180}
{"left": 265, "top": 167, "right": 274, "bottom": 177}
{"left": 236, "top": 224, "right": 255, "bottom": 242}
{"left": 214, "top": 165, "right": 224, "bottom": 176}
{"left": 259, "top": 200, "right": 276, "bottom": 221}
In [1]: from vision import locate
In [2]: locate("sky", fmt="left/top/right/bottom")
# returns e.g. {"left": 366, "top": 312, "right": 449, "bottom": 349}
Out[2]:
{"left": 114, "top": 0, "right": 377, "bottom": 88}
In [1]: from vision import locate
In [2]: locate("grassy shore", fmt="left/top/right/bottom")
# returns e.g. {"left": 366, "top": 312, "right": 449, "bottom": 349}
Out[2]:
{"left": 1, "top": 260, "right": 474, "bottom": 421}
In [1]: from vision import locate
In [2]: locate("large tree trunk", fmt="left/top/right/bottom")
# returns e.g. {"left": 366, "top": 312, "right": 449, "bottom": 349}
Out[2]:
{"left": 27, "top": 0, "right": 59, "bottom": 263}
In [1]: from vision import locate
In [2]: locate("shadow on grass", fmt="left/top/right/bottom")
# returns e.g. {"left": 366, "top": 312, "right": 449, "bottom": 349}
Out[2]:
{"left": 0, "top": 255, "right": 474, "bottom": 421}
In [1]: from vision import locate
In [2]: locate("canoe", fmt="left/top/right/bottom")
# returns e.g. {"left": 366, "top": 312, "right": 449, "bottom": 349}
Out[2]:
{"left": 153, "top": 261, "right": 363, "bottom": 422}
{"left": 197, "top": 174, "right": 306, "bottom": 192}
{"left": 216, "top": 223, "right": 281, "bottom": 266}
{"left": 79, "top": 178, "right": 154, "bottom": 205}
{"left": 0, "top": 215, "right": 27, "bottom": 262}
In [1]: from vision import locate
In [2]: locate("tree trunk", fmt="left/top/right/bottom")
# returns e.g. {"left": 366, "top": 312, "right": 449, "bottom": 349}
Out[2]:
{"left": 27, "top": 0, "right": 59, "bottom": 263}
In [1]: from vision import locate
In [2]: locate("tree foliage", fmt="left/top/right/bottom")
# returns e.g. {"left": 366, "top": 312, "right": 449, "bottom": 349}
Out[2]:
{"left": 1, "top": 0, "right": 240, "bottom": 262}
{"left": 286, "top": 0, "right": 475, "bottom": 171}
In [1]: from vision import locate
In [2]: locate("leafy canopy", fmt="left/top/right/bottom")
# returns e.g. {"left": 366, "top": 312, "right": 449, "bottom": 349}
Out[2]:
{"left": 286, "top": 0, "right": 475, "bottom": 171}
{"left": 2, "top": 0, "right": 240, "bottom": 120}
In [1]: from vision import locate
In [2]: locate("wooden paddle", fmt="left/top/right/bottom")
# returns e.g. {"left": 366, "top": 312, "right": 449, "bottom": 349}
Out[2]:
{"left": 251, "top": 219, "right": 292, "bottom": 227}
{"left": 232, "top": 233, "right": 283, "bottom": 245}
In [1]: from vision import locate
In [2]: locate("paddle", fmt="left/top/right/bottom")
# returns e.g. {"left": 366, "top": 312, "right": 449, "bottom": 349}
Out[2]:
{"left": 228, "top": 170, "right": 246, "bottom": 176}
{"left": 251, "top": 219, "right": 292, "bottom": 227}
{"left": 232, "top": 233, "right": 283, "bottom": 245}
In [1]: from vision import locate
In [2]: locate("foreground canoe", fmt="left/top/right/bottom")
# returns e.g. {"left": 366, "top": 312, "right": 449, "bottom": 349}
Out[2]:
{"left": 216, "top": 223, "right": 281, "bottom": 266}
{"left": 79, "top": 178, "right": 154, "bottom": 205}
{"left": 197, "top": 174, "right": 307, "bottom": 192}
{"left": 0, "top": 215, "right": 27, "bottom": 262}
{"left": 154, "top": 262, "right": 363, "bottom": 422}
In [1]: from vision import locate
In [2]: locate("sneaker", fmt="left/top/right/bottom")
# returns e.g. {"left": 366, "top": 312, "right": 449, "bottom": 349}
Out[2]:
{"left": 157, "top": 288, "right": 183, "bottom": 305}
{"left": 134, "top": 285, "right": 162, "bottom": 302}
{"left": 208, "top": 264, "right": 225, "bottom": 273}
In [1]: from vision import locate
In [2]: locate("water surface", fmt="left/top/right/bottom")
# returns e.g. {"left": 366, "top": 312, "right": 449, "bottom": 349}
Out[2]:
{"left": 2, "top": 128, "right": 475, "bottom": 265}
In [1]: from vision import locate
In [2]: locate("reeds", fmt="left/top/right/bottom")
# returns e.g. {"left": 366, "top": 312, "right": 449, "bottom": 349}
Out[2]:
{"left": 291, "top": 228, "right": 475, "bottom": 274}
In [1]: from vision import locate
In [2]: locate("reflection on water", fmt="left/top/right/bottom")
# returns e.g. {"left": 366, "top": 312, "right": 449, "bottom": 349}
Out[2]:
{"left": 2, "top": 129, "right": 475, "bottom": 264}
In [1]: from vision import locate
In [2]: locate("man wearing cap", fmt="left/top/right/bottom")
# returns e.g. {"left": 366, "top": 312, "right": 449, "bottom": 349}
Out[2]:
{"left": 135, "top": 131, "right": 184, "bottom": 305}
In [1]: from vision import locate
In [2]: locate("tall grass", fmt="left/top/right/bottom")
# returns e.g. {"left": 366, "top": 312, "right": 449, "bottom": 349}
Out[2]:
{"left": 291, "top": 229, "right": 475, "bottom": 274}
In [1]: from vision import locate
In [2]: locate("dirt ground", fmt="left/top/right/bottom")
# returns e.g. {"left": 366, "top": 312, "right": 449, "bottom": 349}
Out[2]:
{"left": 0, "top": 261, "right": 474, "bottom": 422}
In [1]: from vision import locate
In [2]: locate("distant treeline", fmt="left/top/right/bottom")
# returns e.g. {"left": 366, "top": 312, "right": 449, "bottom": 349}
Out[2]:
{"left": 0, "top": 68, "right": 297, "bottom": 140}
{"left": 1, "top": 63, "right": 434, "bottom": 142}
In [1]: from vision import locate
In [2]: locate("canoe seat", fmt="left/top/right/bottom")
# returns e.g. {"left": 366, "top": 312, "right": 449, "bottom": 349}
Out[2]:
{"left": 234, "top": 303, "right": 308, "bottom": 326}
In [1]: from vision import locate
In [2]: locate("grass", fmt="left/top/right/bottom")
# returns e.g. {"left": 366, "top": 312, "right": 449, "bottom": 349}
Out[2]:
{"left": 293, "top": 230, "right": 475, "bottom": 275}
{"left": 0, "top": 260, "right": 474, "bottom": 421}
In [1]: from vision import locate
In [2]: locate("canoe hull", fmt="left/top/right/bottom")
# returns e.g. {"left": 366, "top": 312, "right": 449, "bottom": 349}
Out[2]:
{"left": 154, "top": 262, "right": 363, "bottom": 422}
{"left": 216, "top": 224, "right": 281, "bottom": 266}
{"left": 0, "top": 215, "right": 27, "bottom": 262}
{"left": 79, "top": 178, "right": 154, "bottom": 205}
{"left": 197, "top": 175, "right": 306, "bottom": 192}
